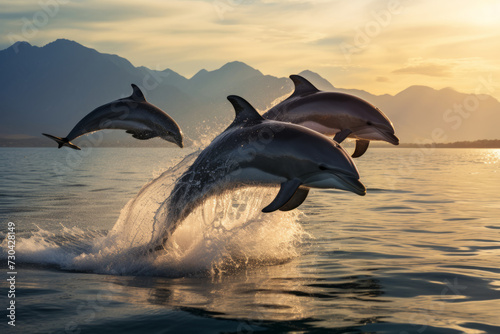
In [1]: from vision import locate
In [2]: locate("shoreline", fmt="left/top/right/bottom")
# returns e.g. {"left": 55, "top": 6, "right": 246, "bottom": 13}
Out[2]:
{"left": 2, "top": 139, "right": 500, "bottom": 149}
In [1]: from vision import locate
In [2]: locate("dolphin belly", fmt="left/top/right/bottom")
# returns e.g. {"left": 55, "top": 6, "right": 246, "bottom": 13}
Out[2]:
{"left": 97, "top": 119, "right": 152, "bottom": 132}
{"left": 303, "top": 172, "right": 366, "bottom": 195}
{"left": 298, "top": 121, "right": 340, "bottom": 136}
{"left": 229, "top": 167, "right": 287, "bottom": 184}
{"left": 353, "top": 126, "right": 398, "bottom": 144}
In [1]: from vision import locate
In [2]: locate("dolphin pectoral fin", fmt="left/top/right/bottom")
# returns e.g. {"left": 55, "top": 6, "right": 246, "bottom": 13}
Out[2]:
{"left": 333, "top": 129, "right": 352, "bottom": 144}
{"left": 42, "top": 133, "right": 81, "bottom": 150}
{"left": 262, "top": 179, "right": 302, "bottom": 213}
{"left": 279, "top": 187, "right": 310, "bottom": 211}
{"left": 352, "top": 139, "right": 370, "bottom": 158}
{"left": 126, "top": 130, "right": 157, "bottom": 140}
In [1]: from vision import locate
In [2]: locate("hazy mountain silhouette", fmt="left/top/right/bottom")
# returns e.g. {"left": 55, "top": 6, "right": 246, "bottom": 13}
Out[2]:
{"left": 1, "top": 39, "right": 498, "bottom": 147}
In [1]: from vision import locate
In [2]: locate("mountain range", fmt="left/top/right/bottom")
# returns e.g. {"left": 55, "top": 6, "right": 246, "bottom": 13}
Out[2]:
{"left": 1, "top": 39, "right": 499, "bottom": 147}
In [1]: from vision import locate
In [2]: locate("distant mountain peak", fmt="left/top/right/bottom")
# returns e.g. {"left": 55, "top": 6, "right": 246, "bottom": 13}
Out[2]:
{"left": 219, "top": 60, "right": 258, "bottom": 71}
{"left": 12, "top": 41, "right": 32, "bottom": 48}
{"left": 2, "top": 38, "right": 499, "bottom": 144}
{"left": 195, "top": 61, "right": 261, "bottom": 77}
{"left": 215, "top": 61, "right": 262, "bottom": 79}
{"left": 396, "top": 85, "right": 437, "bottom": 97}
{"left": 298, "top": 69, "right": 317, "bottom": 77}
{"left": 43, "top": 38, "right": 90, "bottom": 51}
{"left": 5, "top": 41, "right": 32, "bottom": 53}
{"left": 190, "top": 68, "right": 208, "bottom": 80}
{"left": 51, "top": 38, "right": 78, "bottom": 45}
{"left": 222, "top": 60, "right": 246, "bottom": 67}
{"left": 407, "top": 84, "right": 434, "bottom": 90}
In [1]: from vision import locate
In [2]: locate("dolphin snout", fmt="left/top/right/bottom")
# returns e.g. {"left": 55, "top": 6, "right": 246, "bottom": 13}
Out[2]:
{"left": 173, "top": 133, "right": 184, "bottom": 148}
{"left": 374, "top": 127, "right": 399, "bottom": 145}
{"left": 176, "top": 137, "right": 184, "bottom": 148}
{"left": 387, "top": 132, "right": 399, "bottom": 145}
{"left": 302, "top": 171, "right": 365, "bottom": 196}
{"left": 162, "top": 133, "right": 183, "bottom": 148}
{"left": 338, "top": 175, "right": 366, "bottom": 196}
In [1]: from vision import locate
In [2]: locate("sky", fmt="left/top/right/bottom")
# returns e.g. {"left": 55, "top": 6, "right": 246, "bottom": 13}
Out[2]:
{"left": 1, "top": 0, "right": 500, "bottom": 99}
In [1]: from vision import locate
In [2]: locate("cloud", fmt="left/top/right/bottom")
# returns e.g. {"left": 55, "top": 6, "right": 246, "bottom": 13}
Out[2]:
{"left": 0, "top": 0, "right": 499, "bottom": 100}
{"left": 312, "top": 36, "right": 351, "bottom": 46}
{"left": 393, "top": 63, "right": 452, "bottom": 77}
{"left": 429, "top": 34, "right": 500, "bottom": 62}
{"left": 392, "top": 57, "right": 495, "bottom": 79}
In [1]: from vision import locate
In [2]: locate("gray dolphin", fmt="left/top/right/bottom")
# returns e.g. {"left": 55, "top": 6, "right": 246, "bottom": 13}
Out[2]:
{"left": 262, "top": 75, "right": 399, "bottom": 158}
{"left": 42, "top": 84, "right": 183, "bottom": 150}
{"left": 152, "top": 95, "right": 365, "bottom": 250}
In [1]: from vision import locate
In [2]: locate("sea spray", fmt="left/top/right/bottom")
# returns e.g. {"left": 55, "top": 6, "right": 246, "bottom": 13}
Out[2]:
{"left": 153, "top": 187, "right": 306, "bottom": 276}
{"left": 108, "top": 151, "right": 199, "bottom": 249}
{"left": 3, "top": 150, "right": 307, "bottom": 276}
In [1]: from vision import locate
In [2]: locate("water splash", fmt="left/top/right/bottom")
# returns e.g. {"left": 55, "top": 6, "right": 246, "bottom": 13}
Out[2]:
{"left": 3, "top": 151, "right": 307, "bottom": 277}
{"left": 152, "top": 187, "right": 306, "bottom": 276}
{"left": 109, "top": 151, "right": 200, "bottom": 250}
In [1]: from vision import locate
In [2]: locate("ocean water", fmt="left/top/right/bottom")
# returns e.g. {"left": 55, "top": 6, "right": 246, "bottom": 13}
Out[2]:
{"left": 1, "top": 147, "right": 500, "bottom": 334}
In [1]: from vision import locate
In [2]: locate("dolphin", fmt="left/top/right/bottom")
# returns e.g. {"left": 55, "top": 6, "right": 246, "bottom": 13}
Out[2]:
{"left": 42, "top": 84, "right": 183, "bottom": 150}
{"left": 262, "top": 75, "right": 399, "bottom": 158}
{"left": 151, "top": 95, "right": 365, "bottom": 250}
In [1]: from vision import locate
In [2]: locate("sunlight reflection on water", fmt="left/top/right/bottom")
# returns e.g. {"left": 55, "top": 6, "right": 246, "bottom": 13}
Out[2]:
{"left": 1, "top": 147, "right": 499, "bottom": 333}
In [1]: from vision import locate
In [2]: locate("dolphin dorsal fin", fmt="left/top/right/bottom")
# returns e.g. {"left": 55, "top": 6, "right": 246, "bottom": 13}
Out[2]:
{"left": 227, "top": 95, "right": 264, "bottom": 125}
{"left": 289, "top": 75, "right": 319, "bottom": 97}
{"left": 130, "top": 84, "right": 146, "bottom": 102}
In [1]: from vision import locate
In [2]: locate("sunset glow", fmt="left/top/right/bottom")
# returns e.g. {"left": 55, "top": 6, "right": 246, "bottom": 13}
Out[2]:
{"left": 1, "top": 0, "right": 499, "bottom": 98}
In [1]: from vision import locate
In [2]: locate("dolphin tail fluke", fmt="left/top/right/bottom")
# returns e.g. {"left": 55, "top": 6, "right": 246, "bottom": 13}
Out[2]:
{"left": 42, "top": 133, "right": 81, "bottom": 150}
{"left": 352, "top": 139, "right": 370, "bottom": 158}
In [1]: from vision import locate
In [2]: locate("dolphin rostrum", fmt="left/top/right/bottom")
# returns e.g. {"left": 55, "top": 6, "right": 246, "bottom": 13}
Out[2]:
{"left": 152, "top": 95, "right": 365, "bottom": 250}
{"left": 42, "top": 84, "right": 183, "bottom": 150}
{"left": 262, "top": 75, "right": 399, "bottom": 157}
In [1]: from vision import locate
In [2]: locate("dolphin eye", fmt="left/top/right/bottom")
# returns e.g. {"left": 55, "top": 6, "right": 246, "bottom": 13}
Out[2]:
{"left": 319, "top": 164, "right": 328, "bottom": 171}
{"left": 367, "top": 121, "right": 373, "bottom": 126}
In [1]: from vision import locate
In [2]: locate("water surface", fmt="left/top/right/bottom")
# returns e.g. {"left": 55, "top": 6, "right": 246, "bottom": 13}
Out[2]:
{"left": 1, "top": 147, "right": 499, "bottom": 333}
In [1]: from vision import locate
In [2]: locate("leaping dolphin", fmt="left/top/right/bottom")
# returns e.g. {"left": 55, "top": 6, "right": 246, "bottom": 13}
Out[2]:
{"left": 262, "top": 75, "right": 399, "bottom": 157}
{"left": 152, "top": 95, "right": 365, "bottom": 250}
{"left": 42, "top": 84, "right": 183, "bottom": 150}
